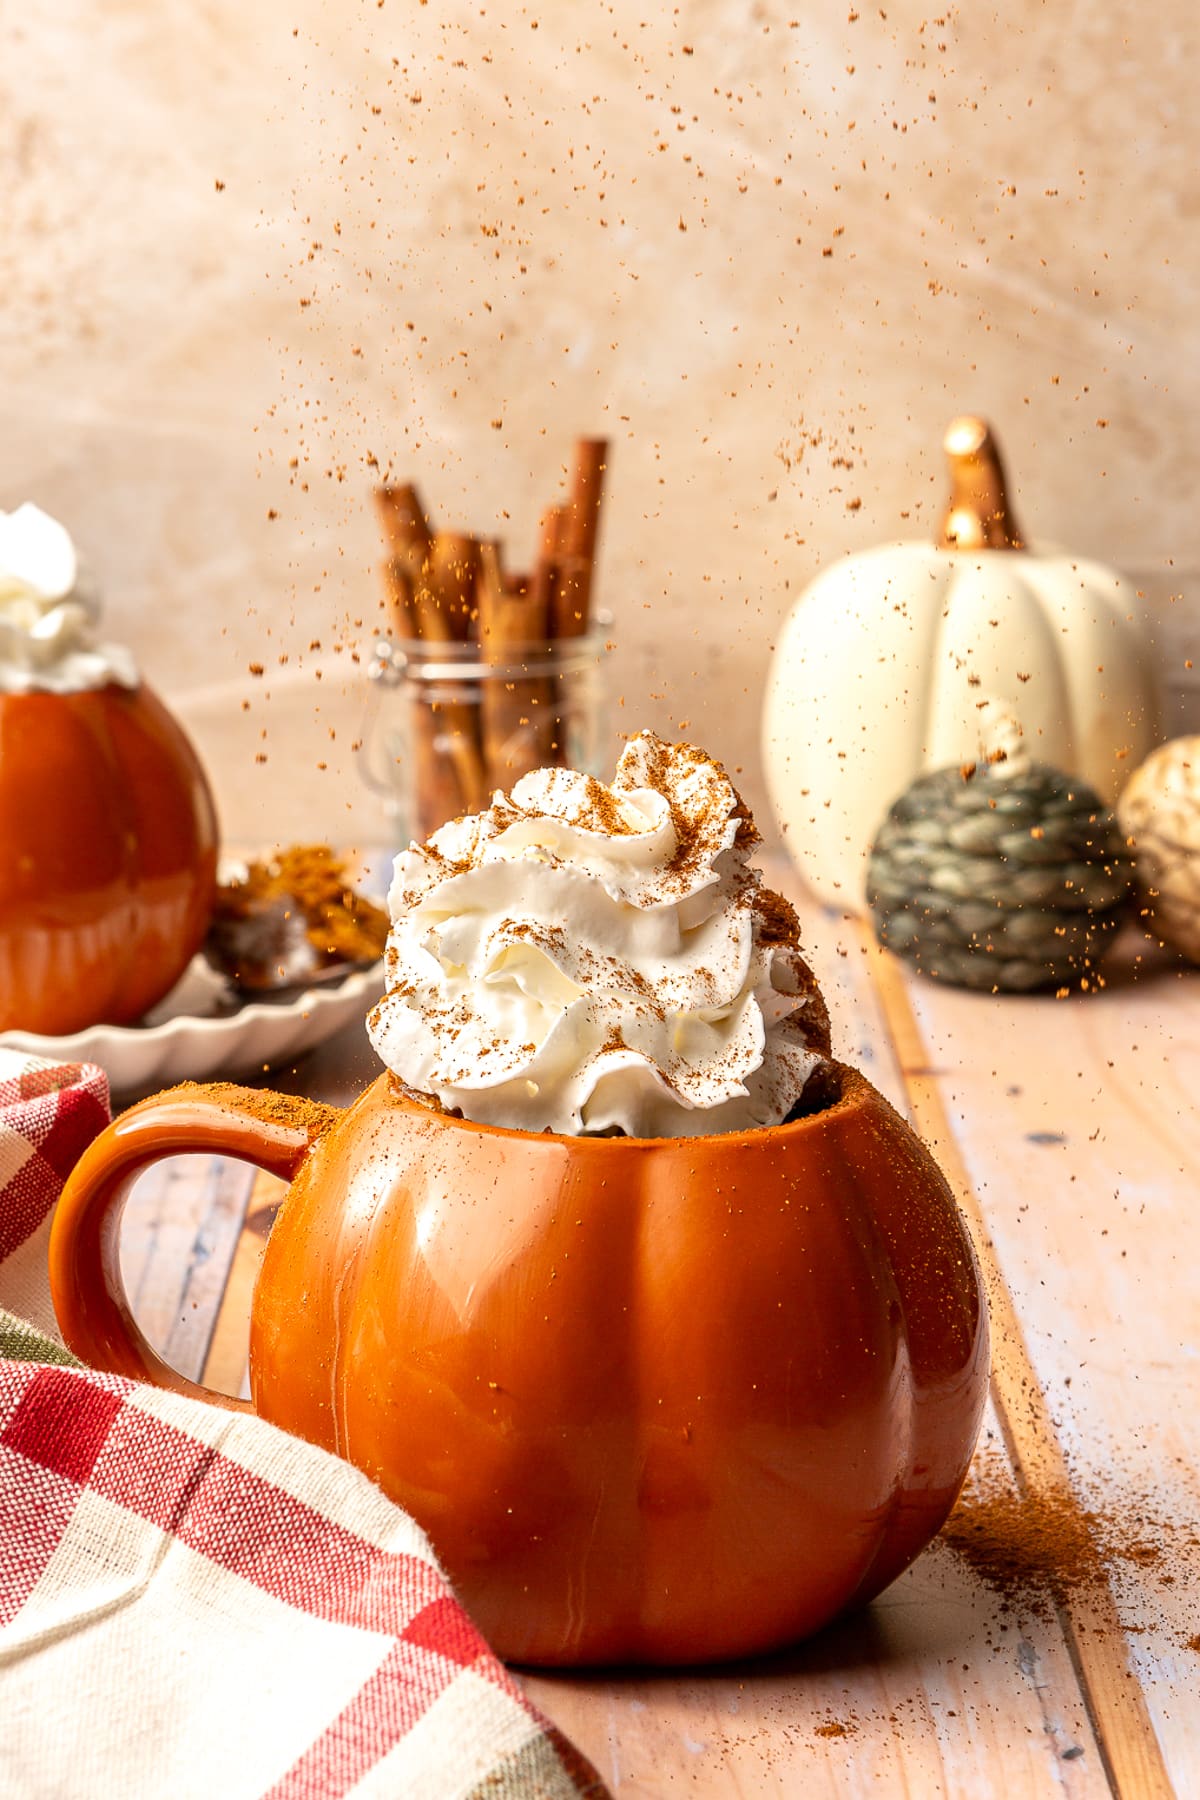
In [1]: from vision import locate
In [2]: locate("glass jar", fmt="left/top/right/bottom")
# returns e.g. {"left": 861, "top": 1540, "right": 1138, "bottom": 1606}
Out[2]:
{"left": 358, "top": 626, "right": 610, "bottom": 845}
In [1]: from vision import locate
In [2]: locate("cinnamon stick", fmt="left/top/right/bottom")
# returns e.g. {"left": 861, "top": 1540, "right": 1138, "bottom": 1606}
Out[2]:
{"left": 410, "top": 693, "right": 465, "bottom": 842}
{"left": 373, "top": 558, "right": 459, "bottom": 837}
{"left": 530, "top": 503, "right": 564, "bottom": 624}
{"left": 420, "top": 531, "right": 478, "bottom": 642}
{"left": 475, "top": 540, "right": 509, "bottom": 648}
{"left": 373, "top": 484, "right": 433, "bottom": 579}
{"left": 478, "top": 550, "right": 555, "bottom": 786}
{"left": 552, "top": 439, "right": 607, "bottom": 638}
{"left": 380, "top": 561, "right": 416, "bottom": 640}
{"left": 413, "top": 532, "right": 488, "bottom": 825}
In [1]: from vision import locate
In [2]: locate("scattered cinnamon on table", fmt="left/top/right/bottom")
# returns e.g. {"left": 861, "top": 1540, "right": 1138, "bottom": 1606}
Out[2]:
{"left": 372, "top": 437, "right": 609, "bottom": 825}
{"left": 942, "top": 1445, "right": 1200, "bottom": 1649}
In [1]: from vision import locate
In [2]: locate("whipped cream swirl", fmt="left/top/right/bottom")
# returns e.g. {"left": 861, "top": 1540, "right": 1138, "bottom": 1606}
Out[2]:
{"left": 0, "top": 503, "right": 138, "bottom": 695}
{"left": 368, "top": 732, "right": 830, "bottom": 1137}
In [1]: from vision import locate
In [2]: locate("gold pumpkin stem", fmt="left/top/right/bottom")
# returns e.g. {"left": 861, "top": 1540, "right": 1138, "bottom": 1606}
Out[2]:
{"left": 938, "top": 416, "right": 1026, "bottom": 551}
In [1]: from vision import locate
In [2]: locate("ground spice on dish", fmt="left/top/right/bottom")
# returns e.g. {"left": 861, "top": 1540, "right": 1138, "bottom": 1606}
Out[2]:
{"left": 214, "top": 845, "right": 389, "bottom": 967}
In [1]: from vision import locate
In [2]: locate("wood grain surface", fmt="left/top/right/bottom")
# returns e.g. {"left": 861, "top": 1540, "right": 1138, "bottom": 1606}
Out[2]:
{"left": 119, "top": 1152, "right": 257, "bottom": 1385}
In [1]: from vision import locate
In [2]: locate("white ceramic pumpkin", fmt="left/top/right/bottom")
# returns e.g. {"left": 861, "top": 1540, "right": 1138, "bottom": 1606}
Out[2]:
{"left": 762, "top": 418, "right": 1161, "bottom": 910}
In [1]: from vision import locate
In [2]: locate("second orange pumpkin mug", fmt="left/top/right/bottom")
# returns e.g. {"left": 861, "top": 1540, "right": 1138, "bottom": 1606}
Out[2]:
{"left": 49, "top": 1061, "right": 988, "bottom": 1667}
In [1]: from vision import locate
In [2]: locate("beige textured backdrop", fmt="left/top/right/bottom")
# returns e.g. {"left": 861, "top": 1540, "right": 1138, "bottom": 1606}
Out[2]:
{"left": 4, "top": 0, "right": 1198, "bottom": 851}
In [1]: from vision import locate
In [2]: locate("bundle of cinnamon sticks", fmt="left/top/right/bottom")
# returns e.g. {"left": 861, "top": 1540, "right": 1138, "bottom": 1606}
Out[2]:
{"left": 373, "top": 438, "right": 608, "bottom": 835}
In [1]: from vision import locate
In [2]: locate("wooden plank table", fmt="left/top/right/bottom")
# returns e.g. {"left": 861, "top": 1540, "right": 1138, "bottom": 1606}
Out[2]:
{"left": 116, "top": 858, "right": 1200, "bottom": 1797}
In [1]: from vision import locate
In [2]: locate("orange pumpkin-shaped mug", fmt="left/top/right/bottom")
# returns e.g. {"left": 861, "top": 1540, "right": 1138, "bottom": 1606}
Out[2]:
{"left": 50, "top": 1061, "right": 989, "bottom": 1667}
{"left": 0, "top": 682, "right": 218, "bottom": 1034}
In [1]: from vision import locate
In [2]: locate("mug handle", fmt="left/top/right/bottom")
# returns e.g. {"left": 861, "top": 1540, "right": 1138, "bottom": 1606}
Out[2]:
{"left": 48, "top": 1083, "right": 341, "bottom": 1411}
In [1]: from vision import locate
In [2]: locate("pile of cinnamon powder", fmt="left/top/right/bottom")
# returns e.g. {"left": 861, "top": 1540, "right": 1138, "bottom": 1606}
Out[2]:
{"left": 942, "top": 1444, "right": 1200, "bottom": 1650}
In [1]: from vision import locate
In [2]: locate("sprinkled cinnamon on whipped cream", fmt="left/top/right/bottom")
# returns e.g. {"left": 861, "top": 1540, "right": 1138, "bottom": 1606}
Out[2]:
{"left": 368, "top": 731, "right": 831, "bottom": 1137}
{"left": 0, "top": 503, "right": 137, "bottom": 695}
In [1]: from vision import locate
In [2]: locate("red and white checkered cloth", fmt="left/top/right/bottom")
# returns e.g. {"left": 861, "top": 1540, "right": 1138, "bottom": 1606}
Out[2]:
{"left": 0, "top": 1050, "right": 607, "bottom": 1800}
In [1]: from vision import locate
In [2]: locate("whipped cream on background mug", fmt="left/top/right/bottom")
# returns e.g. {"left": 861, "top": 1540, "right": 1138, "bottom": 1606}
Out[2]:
{"left": 368, "top": 730, "right": 830, "bottom": 1137}
{"left": 0, "top": 502, "right": 137, "bottom": 694}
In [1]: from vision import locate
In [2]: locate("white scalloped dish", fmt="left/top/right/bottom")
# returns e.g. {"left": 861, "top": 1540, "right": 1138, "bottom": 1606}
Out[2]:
{"left": 0, "top": 955, "right": 384, "bottom": 1098}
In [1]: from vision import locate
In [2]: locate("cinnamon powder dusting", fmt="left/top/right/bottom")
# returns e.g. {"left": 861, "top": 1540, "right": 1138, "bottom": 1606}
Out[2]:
{"left": 627, "top": 733, "right": 739, "bottom": 894}
{"left": 564, "top": 771, "right": 639, "bottom": 836}
{"left": 171, "top": 1081, "right": 338, "bottom": 1139}
{"left": 753, "top": 887, "right": 802, "bottom": 948}
{"left": 814, "top": 1718, "right": 857, "bottom": 1739}
{"left": 942, "top": 1447, "right": 1200, "bottom": 1647}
